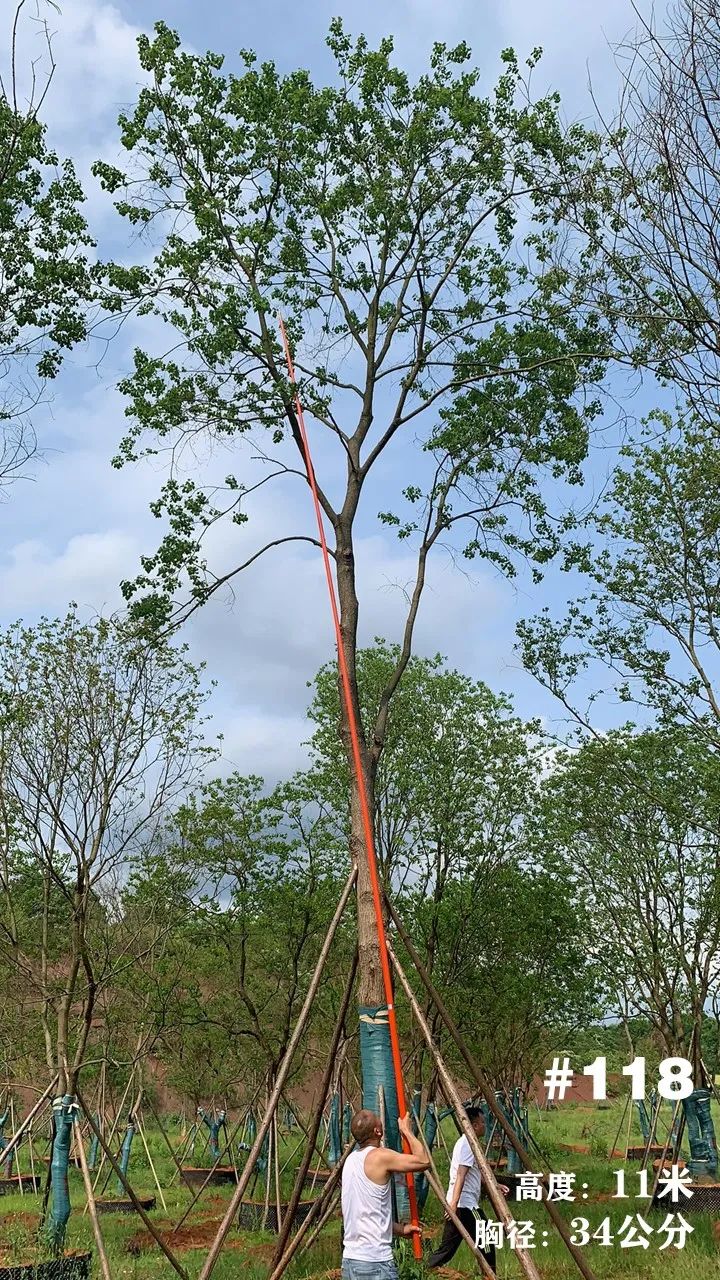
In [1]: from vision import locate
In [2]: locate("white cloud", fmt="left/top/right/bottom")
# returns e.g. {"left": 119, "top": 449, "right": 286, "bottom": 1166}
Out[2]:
{"left": 0, "top": 0, "right": 638, "bottom": 782}
{"left": 0, "top": 529, "right": 135, "bottom": 617}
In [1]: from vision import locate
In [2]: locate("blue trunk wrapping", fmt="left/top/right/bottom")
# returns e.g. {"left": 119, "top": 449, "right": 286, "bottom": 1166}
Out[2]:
{"left": 635, "top": 1099, "right": 651, "bottom": 1144}
{"left": 359, "top": 1005, "right": 409, "bottom": 1220}
{"left": 342, "top": 1101, "right": 352, "bottom": 1145}
{"left": 88, "top": 1116, "right": 100, "bottom": 1172}
{"left": 328, "top": 1094, "right": 342, "bottom": 1167}
{"left": 48, "top": 1096, "right": 75, "bottom": 1253}
{"left": 0, "top": 1109, "right": 12, "bottom": 1178}
{"left": 116, "top": 1114, "right": 136, "bottom": 1194}
{"left": 211, "top": 1111, "right": 226, "bottom": 1161}
{"left": 359, "top": 1006, "right": 399, "bottom": 1150}
{"left": 199, "top": 1107, "right": 226, "bottom": 1161}
{"left": 683, "top": 1088, "right": 718, "bottom": 1176}
{"left": 505, "top": 1089, "right": 527, "bottom": 1175}
{"left": 416, "top": 1103, "right": 438, "bottom": 1212}
{"left": 411, "top": 1091, "right": 422, "bottom": 1134}
{"left": 670, "top": 1101, "right": 683, "bottom": 1149}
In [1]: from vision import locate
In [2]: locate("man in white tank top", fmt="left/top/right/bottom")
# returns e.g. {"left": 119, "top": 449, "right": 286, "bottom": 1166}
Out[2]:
{"left": 341, "top": 1109, "right": 430, "bottom": 1280}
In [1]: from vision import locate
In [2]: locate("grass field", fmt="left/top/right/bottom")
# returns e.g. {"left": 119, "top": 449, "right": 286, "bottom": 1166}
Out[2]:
{"left": 1, "top": 1099, "right": 718, "bottom": 1279}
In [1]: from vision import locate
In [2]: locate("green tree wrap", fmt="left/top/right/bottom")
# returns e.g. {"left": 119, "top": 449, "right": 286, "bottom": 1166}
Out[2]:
{"left": 116, "top": 1114, "right": 136, "bottom": 1194}
{"left": 88, "top": 1118, "right": 100, "bottom": 1172}
{"left": 684, "top": 1088, "right": 718, "bottom": 1177}
{"left": 0, "top": 1108, "right": 12, "bottom": 1178}
{"left": 416, "top": 1103, "right": 438, "bottom": 1212}
{"left": 635, "top": 1099, "right": 652, "bottom": 1144}
{"left": 47, "top": 1096, "right": 76, "bottom": 1253}
{"left": 328, "top": 1094, "right": 341, "bottom": 1167}
{"left": 359, "top": 1006, "right": 410, "bottom": 1220}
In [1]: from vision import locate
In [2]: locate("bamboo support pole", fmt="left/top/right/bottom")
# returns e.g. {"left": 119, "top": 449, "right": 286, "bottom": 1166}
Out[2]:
{"left": 1, "top": 1077, "right": 57, "bottom": 1167}
{"left": 272, "top": 952, "right": 358, "bottom": 1268}
{"left": 196, "top": 868, "right": 356, "bottom": 1280}
{"left": 388, "top": 940, "right": 543, "bottom": 1280}
{"left": 649, "top": 1101, "right": 683, "bottom": 1203}
{"left": 385, "top": 900, "right": 600, "bottom": 1280}
{"left": 74, "top": 1118, "right": 112, "bottom": 1280}
{"left": 267, "top": 1143, "right": 353, "bottom": 1280}
{"left": 138, "top": 1110, "right": 167, "bottom": 1211}
{"left": 77, "top": 1092, "right": 189, "bottom": 1280}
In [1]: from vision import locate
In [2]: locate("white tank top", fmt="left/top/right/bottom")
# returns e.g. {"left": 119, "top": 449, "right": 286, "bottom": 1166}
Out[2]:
{"left": 341, "top": 1146, "right": 393, "bottom": 1261}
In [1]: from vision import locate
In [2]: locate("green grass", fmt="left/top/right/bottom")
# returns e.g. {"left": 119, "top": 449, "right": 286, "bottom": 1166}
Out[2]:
{"left": 0, "top": 1101, "right": 718, "bottom": 1278}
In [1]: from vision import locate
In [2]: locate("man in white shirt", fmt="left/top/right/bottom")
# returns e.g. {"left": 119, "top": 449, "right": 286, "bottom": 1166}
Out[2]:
{"left": 341, "top": 1109, "right": 430, "bottom": 1280}
{"left": 427, "top": 1106, "right": 507, "bottom": 1273}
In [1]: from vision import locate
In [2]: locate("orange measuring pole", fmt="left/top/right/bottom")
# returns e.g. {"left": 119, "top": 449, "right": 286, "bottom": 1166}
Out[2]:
{"left": 278, "top": 316, "right": 422, "bottom": 1256}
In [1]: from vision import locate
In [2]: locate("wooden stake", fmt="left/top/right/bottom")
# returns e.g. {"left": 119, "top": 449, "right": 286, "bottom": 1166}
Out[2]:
{"left": 74, "top": 1118, "right": 112, "bottom": 1280}
{"left": 172, "top": 1112, "right": 246, "bottom": 1232}
{"left": 388, "top": 940, "right": 542, "bottom": 1280}
{"left": 385, "top": 899, "right": 600, "bottom": 1280}
{"left": 273, "top": 1110, "right": 283, "bottom": 1234}
{"left": 272, "top": 951, "right": 358, "bottom": 1268}
{"left": 145, "top": 1092, "right": 186, "bottom": 1179}
{"left": 1, "top": 1077, "right": 57, "bottom": 1167}
{"left": 267, "top": 1142, "right": 353, "bottom": 1280}
{"left": 138, "top": 1109, "right": 167, "bottom": 1211}
{"left": 197, "top": 866, "right": 357, "bottom": 1280}
{"left": 77, "top": 1092, "right": 189, "bottom": 1280}
{"left": 92, "top": 1072, "right": 133, "bottom": 1195}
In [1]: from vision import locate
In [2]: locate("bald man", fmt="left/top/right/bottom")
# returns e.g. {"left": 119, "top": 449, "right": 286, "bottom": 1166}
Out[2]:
{"left": 341, "top": 1109, "right": 430, "bottom": 1280}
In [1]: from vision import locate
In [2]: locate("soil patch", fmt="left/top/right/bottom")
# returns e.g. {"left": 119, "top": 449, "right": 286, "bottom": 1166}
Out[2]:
{"left": 127, "top": 1216, "right": 247, "bottom": 1256}
{"left": 0, "top": 1214, "right": 41, "bottom": 1266}
{"left": 0, "top": 1214, "right": 38, "bottom": 1232}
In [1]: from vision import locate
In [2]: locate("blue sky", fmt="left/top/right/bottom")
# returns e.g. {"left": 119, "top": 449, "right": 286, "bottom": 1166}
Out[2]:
{"left": 0, "top": 0, "right": 659, "bottom": 782}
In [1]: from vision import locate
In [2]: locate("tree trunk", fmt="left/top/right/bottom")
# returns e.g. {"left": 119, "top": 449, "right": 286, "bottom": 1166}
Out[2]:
{"left": 335, "top": 525, "right": 404, "bottom": 1178}
{"left": 351, "top": 773, "right": 384, "bottom": 1007}
{"left": 47, "top": 1096, "right": 76, "bottom": 1254}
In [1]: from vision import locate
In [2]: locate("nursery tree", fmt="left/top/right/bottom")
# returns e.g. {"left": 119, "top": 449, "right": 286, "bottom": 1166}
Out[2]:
{"left": 540, "top": 727, "right": 720, "bottom": 1076}
{"left": 95, "top": 21, "right": 609, "bottom": 1135}
{"left": 169, "top": 773, "right": 351, "bottom": 1090}
{"left": 0, "top": 608, "right": 212, "bottom": 1248}
{"left": 0, "top": 1, "right": 95, "bottom": 491}
{"left": 518, "top": 414, "right": 720, "bottom": 750}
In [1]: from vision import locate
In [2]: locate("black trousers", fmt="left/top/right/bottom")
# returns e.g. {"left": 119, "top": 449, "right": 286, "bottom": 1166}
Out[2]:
{"left": 427, "top": 1206, "right": 496, "bottom": 1274}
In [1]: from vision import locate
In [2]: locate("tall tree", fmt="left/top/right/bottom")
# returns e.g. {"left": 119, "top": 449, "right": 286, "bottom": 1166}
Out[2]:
{"left": 555, "top": 0, "right": 720, "bottom": 419}
{"left": 167, "top": 772, "right": 350, "bottom": 1094}
{"left": 540, "top": 727, "right": 720, "bottom": 1080}
{"left": 0, "top": 1, "right": 95, "bottom": 490}
{"left": 518, "top": 413, "right": 720, "bottom": 750}
{"left": 0, "top": 608, "right": 212, "bottom": 1248}
{"left": 94, "top": 21, "right": 609, "bottom": 1133}
{"left": 307, "top": 644, "right": 547, "bottom": 1082}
